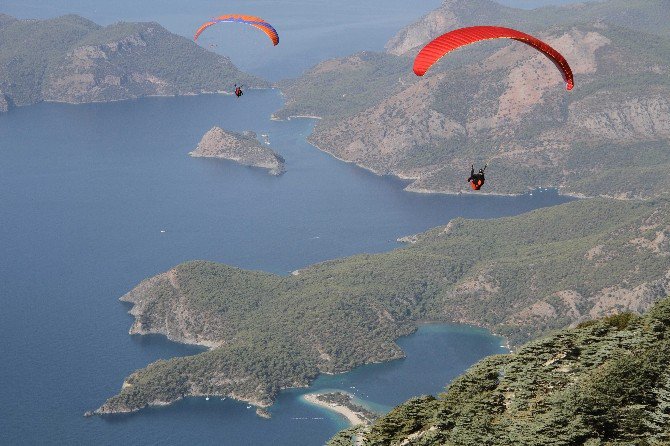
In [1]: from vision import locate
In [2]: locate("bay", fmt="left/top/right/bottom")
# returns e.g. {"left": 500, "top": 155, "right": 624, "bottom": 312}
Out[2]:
{"left": 0, "top": 90, "right": 572, "bottom": 444}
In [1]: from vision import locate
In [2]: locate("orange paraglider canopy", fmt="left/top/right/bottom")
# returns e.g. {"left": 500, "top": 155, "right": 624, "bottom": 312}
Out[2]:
{"left": 194, "top": 14, "right": 279, "bottom": 46}
{"left": 413, "top": 26, "right": 573, "bottom": 90}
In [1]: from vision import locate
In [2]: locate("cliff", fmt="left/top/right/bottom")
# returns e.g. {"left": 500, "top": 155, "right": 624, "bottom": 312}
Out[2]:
{"left": 190, "top": 127, "right": 285, "bottom": 175}
{"left": 277, "top": 1, "right": 670, "bottom": 198}
{"left": 95, "top": 197, "right": 670, "bottom": 415}
{"left": 331, "top": 297, "right": 670, "bottom": 445}
{"left": 0, "top": 14, "right": 267, "bottom": 111}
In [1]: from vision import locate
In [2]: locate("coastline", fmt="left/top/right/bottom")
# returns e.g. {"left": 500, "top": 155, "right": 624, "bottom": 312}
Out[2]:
{"left": 270, "top": 113, "right": 323, "bottom": 121}
{"left": 11, "top": 87, "right": 276, "bottom": 112}
{"left": 306, "top": 139, "right": 581, "bottom": 199}
{"left": 302, "top": 393, "right": 369, "bottom": 426}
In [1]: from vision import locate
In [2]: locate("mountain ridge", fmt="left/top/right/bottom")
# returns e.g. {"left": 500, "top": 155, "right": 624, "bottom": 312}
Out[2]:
{"left": 277, "top": 1, "right": 670, "bottom": 198}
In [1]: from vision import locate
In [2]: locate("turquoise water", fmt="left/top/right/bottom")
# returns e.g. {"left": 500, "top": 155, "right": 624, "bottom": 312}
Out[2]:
{"left": 0, "top": 90, "right": 572, "bottom": 445}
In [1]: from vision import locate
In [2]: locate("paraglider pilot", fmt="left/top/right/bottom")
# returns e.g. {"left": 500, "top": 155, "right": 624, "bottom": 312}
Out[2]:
{"left": 467, "top": 164, "right": 486, "bottom": 191}
{"left": 234, "top": 84, "right": 243, "bottom": 98}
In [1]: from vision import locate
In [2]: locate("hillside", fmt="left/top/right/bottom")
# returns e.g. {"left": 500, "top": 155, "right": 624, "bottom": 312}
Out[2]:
{"left": 0, "top": 14, "right": 266, "bottom": 111}
{"left": 95, "top": 197, "right": 670, "bottom": 414}
{"left": 330, "top": 297, "right": 670, "bottom": 445}
{"left": 276, "top": 1, "right": 670, "bottom": 198}
{"left": 386, "top": 0, "right": 670, "bottom": 55}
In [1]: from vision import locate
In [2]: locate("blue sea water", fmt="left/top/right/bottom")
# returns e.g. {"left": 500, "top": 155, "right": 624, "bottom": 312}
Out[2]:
{"left": 0, "top": 90, "right": 572, "bottom": 445}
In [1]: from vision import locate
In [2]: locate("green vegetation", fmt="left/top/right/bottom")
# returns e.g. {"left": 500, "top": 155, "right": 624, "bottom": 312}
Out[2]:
{"left": 98, "top": 197, "right": 670, "bottom": 414}
{"left": 0, "top": 15, "right": 99, "bottom": 105}
{"left": 0, "top": 14, "right": 266, "bottom": 109}
{"left": 274, "top": 51, "right": 412, "bottom": 121}
{"left": 333, "top": 297, "right": 670, "bottom": 445}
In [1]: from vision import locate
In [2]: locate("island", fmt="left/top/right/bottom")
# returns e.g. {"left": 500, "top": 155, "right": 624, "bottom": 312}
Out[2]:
{"left": 256, "top": 408, "right": 272, "bottom": 419}
{"left": 190, "top": 127, "right": 285, "bottom": 176}
{"left": 0, "top": 14, "right": 266, "bottom": 113}
{"left": 303, "top": 392, "right": 378, "bottom": 426}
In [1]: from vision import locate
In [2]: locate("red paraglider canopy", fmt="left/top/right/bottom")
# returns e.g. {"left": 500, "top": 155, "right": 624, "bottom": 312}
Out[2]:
{"left": 413, "top": 26, "right": 574, "bottom": 90}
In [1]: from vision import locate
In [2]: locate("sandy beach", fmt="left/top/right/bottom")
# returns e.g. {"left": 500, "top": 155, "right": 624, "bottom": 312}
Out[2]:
{"left": 302, "top": 393, "right": 368, "bottom": 426}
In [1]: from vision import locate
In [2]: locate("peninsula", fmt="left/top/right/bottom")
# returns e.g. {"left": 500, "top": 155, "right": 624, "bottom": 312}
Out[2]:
{"left": 95, "top": 197, "right": 670, "bottom": 415}
{"left": 304, "top": 392, "right": 378, "bottom": 426}
{"left": 190, "top": 127, "right": 285, "bottom": 175}
{"left": 0, "top": 14, "right": 266, "bottom": 112}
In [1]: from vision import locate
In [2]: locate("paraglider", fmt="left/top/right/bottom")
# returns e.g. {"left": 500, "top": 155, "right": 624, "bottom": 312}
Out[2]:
{"left": 234, "top": 84, "right": 244, "bottom": 98}
{"left": 413, "top": 26, "right": 574, "bottom": 90}
{"left": 467, "top": 165, "right": 487, "bottom": 191}
{"left": 413, "top": 26, "right": 573, "bottom": 191}
{"left": 194, "top": 15, "right": 278, "bottom": 100}
{"left": 194, "top": 15, "right": 279, "bottom": 46}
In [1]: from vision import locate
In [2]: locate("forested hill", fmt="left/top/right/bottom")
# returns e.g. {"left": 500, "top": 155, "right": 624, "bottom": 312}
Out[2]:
{"left": 276, "top": 0, "right": 670, "bottom": 198}
{"left": 96, "top": 197, "right": 670, "bottom": 414}
{"left": 330, "top": 297, "right": 670, "bottom": 445}
{"left": 386, "top": 0, "right": 670, "bottom": 55}
{"left": 0, "top": 14, "right": 266, "bottom": 111}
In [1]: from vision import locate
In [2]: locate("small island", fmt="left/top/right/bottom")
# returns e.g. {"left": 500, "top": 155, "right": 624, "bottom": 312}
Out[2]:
{"left": 303, "top": 392, "right": 378, "bottom": 426}
{"left": 190, "top": 126, "right": 285, "bottom": 176}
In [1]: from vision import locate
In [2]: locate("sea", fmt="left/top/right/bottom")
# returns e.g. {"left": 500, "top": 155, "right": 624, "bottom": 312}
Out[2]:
{"left": 1, "top": 1, "right": 575, "bottom": 444}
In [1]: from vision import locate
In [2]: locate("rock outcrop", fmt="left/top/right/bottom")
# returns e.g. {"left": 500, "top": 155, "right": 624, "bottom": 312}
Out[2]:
{"left": 385, "top": 0, "right": 521, "bottom": 56}
{"left": 190, "top": 127, "right": 285, "bottom": 175}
